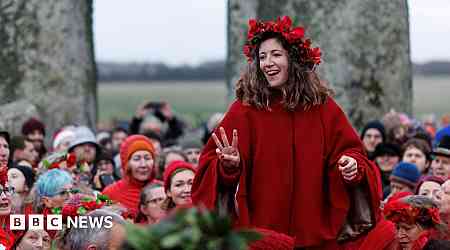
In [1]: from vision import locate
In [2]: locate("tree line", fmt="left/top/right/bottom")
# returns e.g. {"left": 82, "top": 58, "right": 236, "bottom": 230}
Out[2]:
{"left": 97, "top": 60, "right": 450, "bottom": 83}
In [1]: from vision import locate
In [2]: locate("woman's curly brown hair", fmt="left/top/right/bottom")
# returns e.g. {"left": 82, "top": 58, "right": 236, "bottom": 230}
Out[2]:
{"left": 235, "top": 32, "right": 333, "bottom": 111}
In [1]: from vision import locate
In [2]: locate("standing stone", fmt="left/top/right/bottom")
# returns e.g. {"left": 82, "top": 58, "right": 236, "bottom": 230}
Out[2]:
{"left": 0, "top": 0, "right": 97, "bottom": 136}
{"left": 227, "top": 0, "right": 412, "bottom": 129}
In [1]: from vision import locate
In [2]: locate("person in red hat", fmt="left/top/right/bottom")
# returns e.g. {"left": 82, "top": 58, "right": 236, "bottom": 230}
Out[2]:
{"left": 102, "top": 135, "right": 156, "bottom": 217}
{"left": 384, "top": 195, "right": 445, "bottom": 250}
{"left": 162, "top": 160, "right": 196, "bottom": 212}
{"left": 192, "top": 16, "right": 382, "bottom": 249}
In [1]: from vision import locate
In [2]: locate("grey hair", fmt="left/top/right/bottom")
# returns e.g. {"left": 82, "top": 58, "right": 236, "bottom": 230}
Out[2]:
{"left": 59, "top": 209, "right": 125, "bottom": 250}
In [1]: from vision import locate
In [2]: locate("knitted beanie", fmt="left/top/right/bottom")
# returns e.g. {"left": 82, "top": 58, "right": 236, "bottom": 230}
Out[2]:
{"left": 361, "top": 120, "right": 386, "bottom": 141}
{"left": 389, "top": 162, "right": 421, "bottom": 188}
{"left": 9, "top": 164, "right": 35, "bottom": 190}
{"left": 415, "top": 175, "right": 445, "bottom": 194}
{"left": 120, "top": 135, "right": 155, "bottom": 172}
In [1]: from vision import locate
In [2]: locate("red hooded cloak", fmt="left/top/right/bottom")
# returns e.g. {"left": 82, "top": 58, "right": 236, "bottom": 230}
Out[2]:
{"left": 192, "top": 97, "right": 382, "bottom": 248}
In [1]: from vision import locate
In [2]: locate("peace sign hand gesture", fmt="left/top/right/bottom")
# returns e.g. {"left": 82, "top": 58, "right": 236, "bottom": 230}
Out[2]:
{"left": 212, "top": 127, "right": 240, "bottom": 170}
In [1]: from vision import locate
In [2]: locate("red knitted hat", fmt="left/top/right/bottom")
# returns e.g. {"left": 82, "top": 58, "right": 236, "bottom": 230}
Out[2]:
{"left": 120, "top": 135, "right": 155, "bottom": 173}
{"left": 163, "top": 160, "right": 196, "bottom": 192}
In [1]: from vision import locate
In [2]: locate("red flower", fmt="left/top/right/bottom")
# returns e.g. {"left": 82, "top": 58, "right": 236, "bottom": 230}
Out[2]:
{"left": 49, "top": 162, "right": 60, "bottom": 169}
{"left": 81, "top": 200, "right": 99, "bottom": 210}
{"left": 248, "top": 19, "right": 258, "bottom": 40}
{"left": 279, "top": 16, "right": 292, "bottom": 32}
{"left": 310, "top": 47, "right": 322, "bottom": 64}
{"left": 62, "top": 205, "right": 79, "bottom": 218}
{"left": 66, "top": 153, "right": 77, "bottom": 168}
{"left": 289, "top": 27, "right": 305, "bottom": 41}
{"left": 243, "top": 45, "right": 253, "bottom": 62}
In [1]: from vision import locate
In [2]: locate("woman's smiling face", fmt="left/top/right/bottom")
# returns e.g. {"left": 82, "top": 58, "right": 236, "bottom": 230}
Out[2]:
{"left": 259, "top": 38, "right": 289, "bottom": 88}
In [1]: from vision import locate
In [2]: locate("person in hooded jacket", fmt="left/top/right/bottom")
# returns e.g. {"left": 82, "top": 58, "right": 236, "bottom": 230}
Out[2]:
{"left": 103, "top": 135, "right": 156, "bottom": 217}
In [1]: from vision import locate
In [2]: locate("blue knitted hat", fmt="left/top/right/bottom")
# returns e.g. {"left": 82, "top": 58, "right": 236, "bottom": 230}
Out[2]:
{"left": 390, "top": 162, "right": 421, "bottom": 188}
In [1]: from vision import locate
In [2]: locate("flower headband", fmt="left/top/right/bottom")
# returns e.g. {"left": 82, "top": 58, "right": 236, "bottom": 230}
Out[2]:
{"left": 42, "top": 151, "right": 77, "bottom": 170}
{"left": 384, "top": 199, "right": 441, "bottom": 226}
{"left": 243, "top": 16, "right": 321, "bottom": 69}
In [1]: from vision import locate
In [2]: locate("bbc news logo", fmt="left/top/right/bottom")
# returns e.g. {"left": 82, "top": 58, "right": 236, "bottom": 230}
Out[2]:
{"left": 10, "top": 214, "right": 113, "bottom": 230}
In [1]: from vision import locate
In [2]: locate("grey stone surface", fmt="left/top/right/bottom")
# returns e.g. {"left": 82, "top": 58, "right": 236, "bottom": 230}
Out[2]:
{"left": 227, "top": 0, "right": 412, "bottom": 129}
{"left": 0, "top": 0, "right": 97, "bottom": 136}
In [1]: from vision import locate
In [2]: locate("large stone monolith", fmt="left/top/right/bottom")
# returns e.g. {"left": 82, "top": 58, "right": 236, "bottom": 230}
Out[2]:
{"left": 227, "top": 0, "right": 412, "bottom": 129}
{"left": 0, "top": 0, "right": 96, "bottom": 135}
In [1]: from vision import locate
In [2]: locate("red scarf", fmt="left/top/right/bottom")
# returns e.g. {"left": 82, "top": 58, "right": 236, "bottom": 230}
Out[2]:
{"left": 102, "top": 175, "right": 153, "bottom": 217}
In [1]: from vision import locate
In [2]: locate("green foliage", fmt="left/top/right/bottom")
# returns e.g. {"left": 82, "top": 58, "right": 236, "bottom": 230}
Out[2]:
{"left": 124, "top": 207, "right": 261, "bottom": 250}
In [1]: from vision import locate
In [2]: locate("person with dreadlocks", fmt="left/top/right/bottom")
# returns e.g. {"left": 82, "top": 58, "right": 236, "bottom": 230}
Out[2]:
{"left": 192, "top": 16, "right": 382, "bottom": 249}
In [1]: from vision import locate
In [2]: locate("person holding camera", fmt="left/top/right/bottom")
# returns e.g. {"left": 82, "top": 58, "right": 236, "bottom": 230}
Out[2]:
{"left": 129, "top": 101, "right": 185, "bottom": 147}
{"left": 92, "top": 150, "right": 117, "bottom": 191}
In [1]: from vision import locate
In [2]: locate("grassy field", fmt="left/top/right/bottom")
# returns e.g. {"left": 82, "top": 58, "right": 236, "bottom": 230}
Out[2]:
{"left": 98, "top": 81, "right": 228, "bottom": 126}
{"left": 99, "top": 76, "right": 450, "bottom": 126}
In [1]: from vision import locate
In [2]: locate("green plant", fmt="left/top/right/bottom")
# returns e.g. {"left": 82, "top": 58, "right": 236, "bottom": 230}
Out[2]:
{"left": 124, "top": 207, "right": 260, "bottom": 250}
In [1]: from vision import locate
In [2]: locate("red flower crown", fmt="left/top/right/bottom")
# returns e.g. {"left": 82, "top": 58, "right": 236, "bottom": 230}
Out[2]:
{"left": 384, "top": 200, "right": 441, "bottom": 226}
{"left": 243, "top": 16, "right": 321, "bottom": 69}
{"left": 53, "top": 194, "right": 112, "bottom": 219}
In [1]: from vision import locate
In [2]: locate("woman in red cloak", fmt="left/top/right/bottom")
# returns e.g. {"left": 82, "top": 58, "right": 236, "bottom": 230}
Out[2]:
{"left": 192, "top": 16, "right": 382, "bottom": 249}
{"left": 103, "top": 135, "right": 156, "bottom": 217}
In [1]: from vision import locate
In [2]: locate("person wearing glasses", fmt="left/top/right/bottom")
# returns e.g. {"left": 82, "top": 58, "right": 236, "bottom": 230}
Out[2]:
{"left": 33, "top": 169, "right": 75, "bottom": 214}
{"left": 32, "top": 169, "right": 75, "bottom": 239}
{"left": 135, "top": 181, "right": 166, "bottom": 225}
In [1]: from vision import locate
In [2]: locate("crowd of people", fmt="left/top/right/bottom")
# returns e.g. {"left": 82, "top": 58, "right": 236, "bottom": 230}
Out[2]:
{"left": 0, "top": 103, "right": 224, "bottom": 250}
{"left": 1, "top": 102, "right": 449, "bottom": 250}
{"left": 1, "top": 15, "right": 450, "bottom": 250}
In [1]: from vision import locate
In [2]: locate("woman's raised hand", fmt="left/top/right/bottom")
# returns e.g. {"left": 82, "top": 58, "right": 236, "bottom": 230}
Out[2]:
{"left": 212, "top": 127, "right": 240, "bottom": 170}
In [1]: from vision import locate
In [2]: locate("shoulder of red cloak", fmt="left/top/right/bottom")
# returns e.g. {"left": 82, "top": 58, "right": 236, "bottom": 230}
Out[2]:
{"left": 192, "top": 100, "right": 251, "bottom": 211}
{"left": 320, "top": 97, "right": 382, "bottom": 220}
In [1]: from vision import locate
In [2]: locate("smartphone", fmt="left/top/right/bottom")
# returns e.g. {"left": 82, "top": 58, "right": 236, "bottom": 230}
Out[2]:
{"left": 100, "top": 174, "right": 115, "bottom": 187}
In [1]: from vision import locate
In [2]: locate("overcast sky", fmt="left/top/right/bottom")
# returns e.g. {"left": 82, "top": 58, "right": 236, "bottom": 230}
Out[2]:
{"left": 93, "top": 1, "right": 450, "bottom": 65}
